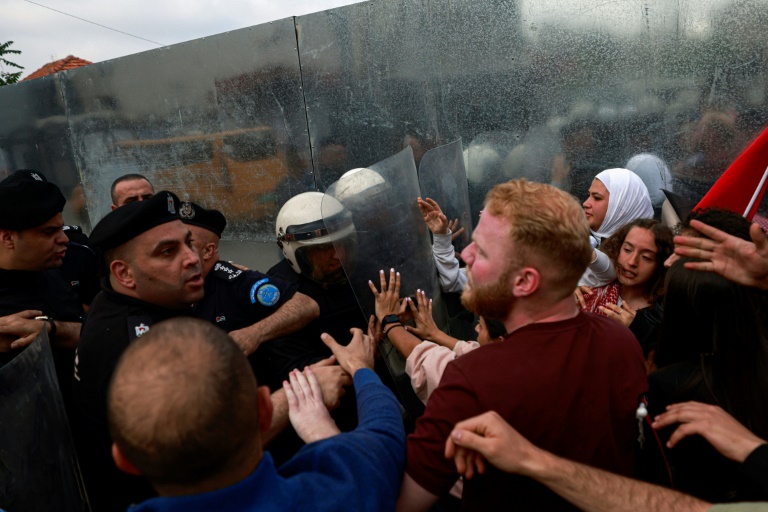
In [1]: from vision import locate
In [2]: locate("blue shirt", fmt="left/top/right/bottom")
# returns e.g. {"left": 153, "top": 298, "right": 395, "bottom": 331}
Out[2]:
{"left": 129, "top": 369, "right": 405, "bottom": 512}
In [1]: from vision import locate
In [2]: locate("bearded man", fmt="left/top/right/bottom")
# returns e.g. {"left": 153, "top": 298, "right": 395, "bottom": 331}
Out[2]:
{"left": 397, "top": 179, "right": 648, "bottom": 511}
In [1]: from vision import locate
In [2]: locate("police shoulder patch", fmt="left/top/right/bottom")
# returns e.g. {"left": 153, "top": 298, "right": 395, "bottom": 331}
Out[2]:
{"left": 212, "top": 261, "right": 244, "bottom": 282}
{"left": 250, "top": 278, "right": 280, "bottom": 306}
{"left": 127, "top": 315, "right": 153, "bottom": 341}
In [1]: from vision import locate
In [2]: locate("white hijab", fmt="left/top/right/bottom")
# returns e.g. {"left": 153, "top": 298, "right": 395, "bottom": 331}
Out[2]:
{"left": 592, "top": 168, "right": 653, "bottom": 240}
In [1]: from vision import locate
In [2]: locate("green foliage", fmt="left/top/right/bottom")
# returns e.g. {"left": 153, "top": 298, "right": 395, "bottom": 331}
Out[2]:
{"left": 0, "top": 40, "right": 25, "bottom": 86}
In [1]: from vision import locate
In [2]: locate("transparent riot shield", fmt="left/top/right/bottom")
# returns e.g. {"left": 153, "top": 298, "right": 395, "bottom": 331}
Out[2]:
{"left": 0, "top": 330, "right": 89, "bottom": 511}
{"left": 323, "top": 146, "right": 445, "bottom": 420}
{"left": 417, "top": 138, "right": 472, "bottom": 253}
{"left": 465, "top": 131, "right": 519, "bottom": 223}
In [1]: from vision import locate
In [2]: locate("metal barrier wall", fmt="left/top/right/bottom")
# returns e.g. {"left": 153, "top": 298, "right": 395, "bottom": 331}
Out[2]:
{"left": 1, "top": 0, "right": 767, "bottom": 267}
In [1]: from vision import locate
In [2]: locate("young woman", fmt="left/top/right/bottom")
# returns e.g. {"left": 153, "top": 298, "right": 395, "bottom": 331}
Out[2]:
{"left": 647, "top": 258, "right": 768, "bottom": 503}
{"left": 580, "top": 167, "right": 654, "bottom": 287}
{"left": 579, "top": 218, "right": 673, "bottom": 357}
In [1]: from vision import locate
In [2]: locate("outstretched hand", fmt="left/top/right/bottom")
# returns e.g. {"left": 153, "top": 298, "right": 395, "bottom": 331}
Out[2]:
{"left": 418, "top": 197, "right": 450, "bottom": 235}
{"left": 284, "top": 367, "right": 341, "bottom": 443}
{"left": 321, "top": 328, "right": 376, "bottom": 376}
{"left": 674, "top": 220, "right": 768, "bottom": 290}
{"left": 368, "top": 268, "right": 402, "bottom": 322}
{"left": 308, "top": 355, "right": 352, "bottom": 410}
{"left": 652, "top": 401, "right": 766, "bottom": 463}
{"left": 405, "top": 289, "right": 440, "bottom": 341}
{"left": 445, "top": 411, "right": 544, "bottom": 479}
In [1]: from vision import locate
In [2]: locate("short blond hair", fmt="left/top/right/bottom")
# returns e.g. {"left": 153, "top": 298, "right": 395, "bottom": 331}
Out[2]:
{"left": 484, "top": 179, "right": 591, "bottom": 298}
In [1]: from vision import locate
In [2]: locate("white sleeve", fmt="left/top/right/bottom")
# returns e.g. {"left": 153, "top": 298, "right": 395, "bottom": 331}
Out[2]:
{"left": 578, "top": 249, "right": 616, "bottom": 287}
{"left": 432, "top": 231, "right": 467, "bottom": 293}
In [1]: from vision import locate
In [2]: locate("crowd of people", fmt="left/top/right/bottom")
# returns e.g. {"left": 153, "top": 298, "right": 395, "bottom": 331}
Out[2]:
{"left": 0, "top": 161, "right": 767, "bottom": 512}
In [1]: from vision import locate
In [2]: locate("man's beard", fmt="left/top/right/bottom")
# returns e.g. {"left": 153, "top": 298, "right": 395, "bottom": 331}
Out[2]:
{"left": 461, "top": 267, "right": 514, "bottom": 321}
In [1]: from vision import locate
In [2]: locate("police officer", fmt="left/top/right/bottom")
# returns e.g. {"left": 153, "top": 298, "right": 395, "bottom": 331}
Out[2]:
{"left": 0, "top": 170, "right": 85, "bottom": 397}
{"left": 179, "top": 200, "right": 320, "bottom": 354}
{"left": 263, "top": 191, "right": 366, "bottom": 390}
{"left": 71, "top": 191, "right": 203, "bottom": 512}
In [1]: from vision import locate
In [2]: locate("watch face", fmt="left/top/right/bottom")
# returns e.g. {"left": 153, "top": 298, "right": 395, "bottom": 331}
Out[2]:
{"left": 383, "top": 314, "right": 400, "bottom": 327}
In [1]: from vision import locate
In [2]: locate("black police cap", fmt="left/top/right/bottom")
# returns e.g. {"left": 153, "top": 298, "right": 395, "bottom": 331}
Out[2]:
{"left": 0, "top": 170, "right": 66, "bottom": 230}
{"left": 179, "top": 200, "right": 227, "bottom": 238}
{"left": 89, "top": 191, "right": 182, "bottom": 251}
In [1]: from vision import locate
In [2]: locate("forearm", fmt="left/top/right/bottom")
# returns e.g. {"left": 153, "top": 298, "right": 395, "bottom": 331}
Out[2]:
{"left": 264, "top": 389, "right": 290, "bottom": 445}
{"left": 51, "top": 321, "right": 82, "bottom": 350}
{"left": 428, "top": 329, "right": 461, "bottom": 350}
{"left": 531, "top": 450, "right": 710, "bottom": 512}
{"left": 235, "top": 293, "right": 319, "bottom": 354}
{"left": 386, "top": 325, "right": 424, "bottom": 359}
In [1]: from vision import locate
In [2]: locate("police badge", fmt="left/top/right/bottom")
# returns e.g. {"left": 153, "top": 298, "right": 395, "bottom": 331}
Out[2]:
{"left": 179, "top": 201, "right": 196, "bottom": 219}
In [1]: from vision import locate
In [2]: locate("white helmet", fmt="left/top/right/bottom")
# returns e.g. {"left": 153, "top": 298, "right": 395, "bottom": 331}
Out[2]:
{"left": 326, "top": 167, "right": 389, "bottom": 208}
{"left": 275, "top": 191, "right": 356, "bottom": 277}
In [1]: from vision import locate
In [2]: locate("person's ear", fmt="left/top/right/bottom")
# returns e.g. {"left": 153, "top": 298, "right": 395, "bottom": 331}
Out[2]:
{"left": 202, "top": 242, "right": 217, "bottom": 262}
{"left": 112, "top": 443, "right": 141, "bottom": 476}
{"left": 110, "top": 260, "right": 136, "bottom": 289}
{"left": 0, "top": 229, "right": 16, "bottom": 249}
{"left": 257, "top": 386, "right": 273, "bottom": 433}
{"left": 511, "top": 267, "right": 540, "bottom": 297}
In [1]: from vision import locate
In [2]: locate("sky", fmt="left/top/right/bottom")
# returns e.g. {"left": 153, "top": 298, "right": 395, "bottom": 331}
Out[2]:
{"left": 0, "top": 0, "right": 364, "bottom": 77}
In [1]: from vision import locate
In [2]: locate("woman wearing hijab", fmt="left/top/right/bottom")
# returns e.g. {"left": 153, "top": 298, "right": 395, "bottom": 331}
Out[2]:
{"left": 580, "top": 167, "right": 654, "bottom": 287}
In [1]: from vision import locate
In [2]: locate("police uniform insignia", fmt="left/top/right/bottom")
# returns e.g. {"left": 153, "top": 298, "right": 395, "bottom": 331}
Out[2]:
{"left": 250, "top": 278, "right": 280, "bottom": 306}
{"left": 167, "top": 193, "right": 176, "bottom": 214}
{"left": 127, "top": 316, "right": 153, "bottom": 341}
{"left": 30, "top": 172, "right": 42, "bottom": 181}
{"left": 179, "top": 201, "right": 195, "bottom": 219}
{"left": 213, "top": 261, "right": 243, "bottom": 281}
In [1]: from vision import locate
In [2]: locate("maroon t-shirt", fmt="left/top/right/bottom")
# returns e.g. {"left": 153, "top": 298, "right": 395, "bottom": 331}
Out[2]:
{"left": 406, "top": 312, "right": 648, "bottom": 511}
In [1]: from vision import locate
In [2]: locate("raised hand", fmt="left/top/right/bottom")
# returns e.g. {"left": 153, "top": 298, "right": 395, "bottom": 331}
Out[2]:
{"left": 284, "top": 367, "right": 341, "bottom": 443}
{"left": 417, "top": 197, "right": 450, "bottom": 235}
{"left": 368, "top": 268, "right": 402, "bottom": 323}
{"left": 675, "top": 220, "right": 768, "bottom": 290}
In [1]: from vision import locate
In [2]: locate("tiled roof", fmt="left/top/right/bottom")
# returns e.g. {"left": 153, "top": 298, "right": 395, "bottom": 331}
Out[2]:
{"left": 21, "top": 55, "right": 92, "bottom": 81}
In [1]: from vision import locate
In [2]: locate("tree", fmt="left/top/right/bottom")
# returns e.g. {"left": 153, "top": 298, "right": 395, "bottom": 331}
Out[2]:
{"left": 0, "top": 41, "right": 25, "bottom": 86}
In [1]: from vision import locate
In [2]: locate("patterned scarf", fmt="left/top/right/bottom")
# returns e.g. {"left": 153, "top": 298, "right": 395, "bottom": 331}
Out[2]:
{"left": 580, "top": 281, "right": 621, "bottom": 317}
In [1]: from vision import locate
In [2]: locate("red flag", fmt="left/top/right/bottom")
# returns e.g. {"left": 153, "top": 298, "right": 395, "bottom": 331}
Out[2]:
{"left": 695, "top": 126, "right": 768, "bottom": 221}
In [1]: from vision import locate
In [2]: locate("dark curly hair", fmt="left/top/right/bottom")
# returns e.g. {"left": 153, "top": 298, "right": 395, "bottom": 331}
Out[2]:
{"left": 680, "top": 208, "right": 753, "bottom": 240}
{"left": 601, "top": 218, "right": 674, "bottom": 301}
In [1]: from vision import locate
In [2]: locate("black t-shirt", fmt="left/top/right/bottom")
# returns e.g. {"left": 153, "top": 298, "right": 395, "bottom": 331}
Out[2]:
{"left": 193, "top": 260, "right": 298, "bottom": 332}
{"left": 71, "top": 288, "right": 192, "bottom": 512}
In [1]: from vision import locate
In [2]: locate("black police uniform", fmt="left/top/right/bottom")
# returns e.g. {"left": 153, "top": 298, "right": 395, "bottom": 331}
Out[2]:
{"left": 0, "top": 268, "right": 85, "bottom": 404}
{"left": 59, "top": 241, "right": 101, "bottom": 308}
{"left": 193, "top": 260, "right": 298, "bottom": 333}
{"left": 69, "top": 191, "right": 187, "bottom": 512}
{"left": 72, "top": 287, "right": 190, "bottom": 511}
{"left": 258, "top": 258, "right": 367, "bottom": 390}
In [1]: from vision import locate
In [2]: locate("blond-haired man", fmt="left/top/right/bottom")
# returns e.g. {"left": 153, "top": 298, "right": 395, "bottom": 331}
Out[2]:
{"left": 398, "top": 180, "right": 648, "bottom": 511}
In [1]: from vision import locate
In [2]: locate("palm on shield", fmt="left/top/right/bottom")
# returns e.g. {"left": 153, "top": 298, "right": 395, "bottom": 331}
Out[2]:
{"left": 0, "top": 329, "right": 89, "bottom": 511}
{"left": 322, "top": 146, "right": 443, "bottom": 420}
{"left": 417, "top": 138, "right": 473, "bottom": 253}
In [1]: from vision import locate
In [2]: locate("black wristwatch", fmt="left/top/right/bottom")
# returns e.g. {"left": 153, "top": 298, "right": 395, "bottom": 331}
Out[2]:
{"left": 381, "top": 314, "right": 400, "bottom": 329}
